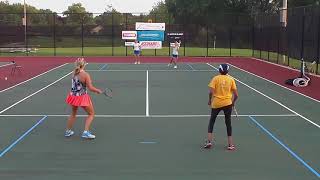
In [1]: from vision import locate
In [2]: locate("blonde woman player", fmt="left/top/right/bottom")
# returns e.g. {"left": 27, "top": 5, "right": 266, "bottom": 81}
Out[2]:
{"left": 65, "top": 58, "right": 102, "bottom": 139}
{"left": 168, "top": 40, "right": 180, "bottom": 69}
{"left": 133, "top": 40, "right": 141, "bottom": 64}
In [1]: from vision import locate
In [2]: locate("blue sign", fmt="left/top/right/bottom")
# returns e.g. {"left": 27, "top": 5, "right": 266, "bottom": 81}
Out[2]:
{"left": 137, "top": 31, "right": 164, "bottom": 41}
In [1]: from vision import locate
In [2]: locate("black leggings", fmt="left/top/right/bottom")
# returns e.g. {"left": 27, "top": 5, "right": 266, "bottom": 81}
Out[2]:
{"left": 208, "top": 105, "right": 233, "bottom": 136}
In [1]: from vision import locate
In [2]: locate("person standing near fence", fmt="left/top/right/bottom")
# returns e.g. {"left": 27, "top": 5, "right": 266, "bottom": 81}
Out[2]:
{"left": 133, "top": 40, "right": 141, "bottom": 64}
{"left": 204, "top": 64, "right": 238, "bottom": 150}
{"left": 168, "top": 40, "right": 180, "bottom": 69}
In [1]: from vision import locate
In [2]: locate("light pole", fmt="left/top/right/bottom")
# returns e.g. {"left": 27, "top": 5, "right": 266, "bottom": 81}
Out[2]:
{"left": 280, "top": 0, "right": 288, "bottom": 64}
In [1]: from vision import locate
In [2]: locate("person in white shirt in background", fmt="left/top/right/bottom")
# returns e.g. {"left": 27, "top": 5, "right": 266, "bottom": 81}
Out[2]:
{"left": 133, "top": 40, "right": 141, "bottom": 64}
{"left": 168, "top": 40, "right": 180, "bottom": 69}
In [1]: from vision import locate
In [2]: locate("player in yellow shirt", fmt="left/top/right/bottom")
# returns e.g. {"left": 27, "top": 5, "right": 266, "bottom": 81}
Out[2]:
{"left": 204, "top": 64, "right": 238, "bottom": 150}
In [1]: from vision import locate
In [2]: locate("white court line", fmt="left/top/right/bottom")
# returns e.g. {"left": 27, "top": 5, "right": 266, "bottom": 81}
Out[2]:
{"left": 86, "top": 70, "right": 213, "bottom": 72}
{"left": 0, "top": 63, "right": 69, "bottom": 93}
{"left": 0, "top": 114, "right": 298, "bottom": 118}
{"left": 207, "top": 63, "right": 320, "bottom": 128}
{"left": 146, "top": 70, "right": 149, "bottom": 117}
{"left": 187, "top": 64, "right": 196, "bottom": 71}
{"left": 0, "top": 71, "right": 72, "bottom": 114}
{"left": 228, "top": 63, "right": 320, "bottom": 103}
{"left": 0, "top": 62, "right": 14, "bottom": 68}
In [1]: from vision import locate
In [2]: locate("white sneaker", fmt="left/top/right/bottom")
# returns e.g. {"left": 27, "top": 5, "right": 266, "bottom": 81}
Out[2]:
{"left": 64, "top": 129, "right": 74, "bottom": 137}
{"left": 138, "top": 61, "right": 141, "bottom": 64}
{"left": 174, "top": 65, "right": 177, "bottom": 69}
{"left": 134, "top": 62, "right": 137, "bottom": 64}
{"left": 168, "top": 63, "right": 171, "bottom": 67}
{"left": 81, "top": 131, "right": 96, "bottom": 139}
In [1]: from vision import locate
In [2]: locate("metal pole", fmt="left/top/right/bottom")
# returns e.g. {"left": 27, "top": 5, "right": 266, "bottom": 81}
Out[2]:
{"left": 125, "top": 13, "right": 128, "bottom": 56}
{"left": 300, "top": 13, "right": 305, "bottom": 61}
{"left": 112, "top": 13, "right": 114, "bottom": 56}
{"left": 154, "top": 13, "right": 157, "bottom": 56}
{"left": 53, "top": 13, "right": 56, "bottom": 56}
{"left": 281, "top": 0, "right": 288, "bottom": 64}
{"left": 24, "top": 0, "right": 27, "bottom": 55}
{"left": 81, "top": 17, "right": 84, "bottom": 56}
{"left": 316, "top": 15, "right": 320, "bottom": 74}
{"left": 206, "top": 25, "right": 209, "bottom": 57}
{"left": 168, "top": 16, "right": 171, "bottom": 56}
{"left": 229, "top": 27, "right": 232, "bottom": 56}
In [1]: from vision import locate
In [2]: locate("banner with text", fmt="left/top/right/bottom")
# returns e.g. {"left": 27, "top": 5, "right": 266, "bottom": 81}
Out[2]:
{"left": 122, "top": 31, "right": 137, "bottom": 40}
{"left": 140, "top": 41, "right": 162, "bottom": 49}
{"left": 136, "top": 22, "right": 165, "bottom": 31}
{"left": 137, "top": 31, "right": 164, "bottom": 41}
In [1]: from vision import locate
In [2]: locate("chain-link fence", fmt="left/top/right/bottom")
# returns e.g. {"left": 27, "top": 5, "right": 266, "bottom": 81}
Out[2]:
{"left": 0, "top": 8, "right": 319, "bottom": 74}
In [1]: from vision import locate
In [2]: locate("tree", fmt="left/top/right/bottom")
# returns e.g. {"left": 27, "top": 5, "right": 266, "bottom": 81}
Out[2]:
{"left": 63, "top": 3, "right": 94, "bottom": 25}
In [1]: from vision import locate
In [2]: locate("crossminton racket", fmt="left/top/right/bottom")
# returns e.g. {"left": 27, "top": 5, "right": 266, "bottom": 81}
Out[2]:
{"left": 102, "top": 87, "right": 112, "bottom": 98}
{"left": 233, "top": 106, "right": 239, "bottom": 120}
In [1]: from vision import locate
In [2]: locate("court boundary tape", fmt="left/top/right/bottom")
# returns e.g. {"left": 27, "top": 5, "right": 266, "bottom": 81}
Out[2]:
{"left": 0, "top": 115, "right": 48, "bottom": 158}
{"left": 228, "top": 62, "right": 320, "bottom": 103}
{"left": 207, "top": 63, "right": 320, "bottom": 129}
{"left": 249, "top": 116, "right": 320, "bottom": 178}
{"left": 0, "top": 63, "right": 69, "bottom": 93}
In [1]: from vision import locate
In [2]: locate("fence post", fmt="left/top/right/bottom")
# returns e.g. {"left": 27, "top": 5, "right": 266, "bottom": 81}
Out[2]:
{"left": 25, "top": 12, "right": 28, "bottom": 56}
{"left": 53, "top": 13, "right": 56, "bottom": 56}
{"left": 259, "top": 26, "right": 262, "bottom": 59}
{"left": 252, "top": 25, "right": 255, "bottom": 57}
{"left": 183, "top": 23, "right": 186, "bottom": 56}
{"left": 154, "top": 13, "right": 157, "bottom": 56}
{"left": 112, "top": 13, "right": 114, "bottom": 56}
{"left": 125, "top": 13, "right": 128, "bottom": 56}
{"left": 81, "top": 17, "right": 84, "bottom": 56}
{"left": 316, "top": 14, "right": 320, "bottom": 74}
{"left": 276, "top": 25, "right": 280, "bottom": 64}
{"left": 168, "top": 16, "right": 171, "bottom": 56}
{"left": 300, "top": 12, "right": 305, "bottom": 61}
{"left": 206, "top": 25, "right": 209, "bottom": 57}
{"left": 229, "top": 27, "right": 232, "bottom": 56}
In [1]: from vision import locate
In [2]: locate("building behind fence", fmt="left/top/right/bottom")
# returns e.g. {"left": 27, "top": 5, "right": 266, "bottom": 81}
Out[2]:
{"left": 0, "top": 6, "right": 319, "bottom": 74}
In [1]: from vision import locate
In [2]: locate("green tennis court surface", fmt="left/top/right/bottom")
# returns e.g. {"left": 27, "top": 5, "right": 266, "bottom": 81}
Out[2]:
{"left": 0, "top": 63, "right": 319, "bottom": 180}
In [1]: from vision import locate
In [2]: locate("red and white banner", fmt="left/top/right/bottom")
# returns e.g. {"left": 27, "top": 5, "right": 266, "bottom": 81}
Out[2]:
{"left": 140, "top": 41, "right": 162, "bottom": 49}
{"left": 122, "top": 31, "right": 137, "bottom": 40}
{"left": 135, "top": 22, "right": 165, "bottom": 31}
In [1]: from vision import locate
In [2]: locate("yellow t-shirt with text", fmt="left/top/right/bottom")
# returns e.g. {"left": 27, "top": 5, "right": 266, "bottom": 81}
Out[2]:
{"left": 208, "top": 75, "right": 237, "bottom": 109}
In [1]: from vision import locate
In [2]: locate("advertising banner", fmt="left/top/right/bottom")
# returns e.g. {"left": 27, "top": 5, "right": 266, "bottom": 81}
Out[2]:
{"left": 136, "top": 22, "right": 165, "bottom": 31}
{"left": 140, "top": 41, "right": 162, "bottom": 49}
{"left": 167, "top": 32, "right": 184, "bottom": 42}
{"left": 137, "top": 31, "right": 164, "bottom": 41}
{"left": 122, "top": 31, "right": 137, "bottom": 40}
{"left": 125, "top": 42, "right": 135, "bottom": 46}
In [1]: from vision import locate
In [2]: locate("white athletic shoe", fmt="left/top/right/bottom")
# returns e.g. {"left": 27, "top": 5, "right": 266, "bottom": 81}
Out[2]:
{"left": 168, "top": 63, "right": 171, "bottom": 67}
{"left": 82, "top": 131, "right": 96, "bottom": 139}
{"left": 174, "top": 65, "right": 177, "bottom": 69}
{"left": 138, "top": 61, "right": 141, "bottom": 64}
{"left": 134, "top": 62, "right": 137, "bottom": 64}
{"left": 64, "top": 129, "right": 74, "bottom": 137}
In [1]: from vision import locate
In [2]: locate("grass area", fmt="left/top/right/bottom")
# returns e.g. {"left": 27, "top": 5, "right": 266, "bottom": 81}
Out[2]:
{"left": 0, "top": 47, "right": 252, "bottom": 57}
